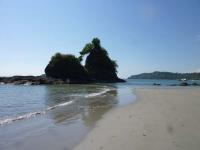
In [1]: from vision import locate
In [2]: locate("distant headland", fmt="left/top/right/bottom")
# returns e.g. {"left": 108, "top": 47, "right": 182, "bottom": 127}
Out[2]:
{"left": 128, "top": 71, "right": 200, "bottom": 80}
{"left": 0, "top": 38, "right": 125, "bottom": 85}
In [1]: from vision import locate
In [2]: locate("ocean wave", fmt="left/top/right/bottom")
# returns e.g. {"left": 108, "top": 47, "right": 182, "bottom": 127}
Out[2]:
{"left": 68, "top": 87, "right": 113, "bottom": 98}
{"left": 0, "top": 111, "right": 46, "bottom": 126}
{"left": 0, "top": 87, "right": 113, "bottom": 126}
{"left": 0, "top": 100, "right": 73, "bottom": 126}
{"left": 23, "top": 82, "right": 32, "bottom": 86}
{"left": 84, "top": 88, "right": 112, "bottom": 98}
{"left": 46, "top": 101, "right": 73, "bottom": 110}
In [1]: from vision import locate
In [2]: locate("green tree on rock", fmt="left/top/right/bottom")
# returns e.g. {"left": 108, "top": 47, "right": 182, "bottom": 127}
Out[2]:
{"left": 80, "top": 38, "right": 120, "bottom": 82}
{"left": 45, "top": 53, "right": 88, "bottom": 80}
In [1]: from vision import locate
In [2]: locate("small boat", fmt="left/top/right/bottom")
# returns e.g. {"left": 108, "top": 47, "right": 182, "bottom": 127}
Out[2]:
{"left": 179, "top": 78, "right": 187, "bottom": 81}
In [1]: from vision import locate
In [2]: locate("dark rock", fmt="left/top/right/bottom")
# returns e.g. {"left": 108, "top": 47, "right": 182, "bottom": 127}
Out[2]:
{"left": 116, "top": 78, "right": 126, "bottom": 83}
{"left": 192, "top": 82, "right": 199, "bottom": 86}
{"left": 153, "top": 83, "right": 161, "bottom": 86}
{"left": 169, "top": 84, "right": 177, "bottom": 86}
{"left": 179, "top": 82, "right": 189, "bottom": 86}
{"left": 13, "top": 80, "right": 28, "bottom": 85}
{"left": 0, "top": 75, "right": 94, "bottom": 85}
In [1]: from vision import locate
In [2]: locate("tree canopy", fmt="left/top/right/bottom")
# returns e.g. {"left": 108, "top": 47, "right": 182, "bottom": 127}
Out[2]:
{"left": 81, "top": 38, "right": 119, "bottom": 81}
{"left": 45, "top": 53, "right": 88, "bottom": 80}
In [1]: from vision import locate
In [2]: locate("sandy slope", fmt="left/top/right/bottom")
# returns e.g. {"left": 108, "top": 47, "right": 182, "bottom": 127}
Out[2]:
{"left": 73, "top": 88, "right": 200, "bottom": 150}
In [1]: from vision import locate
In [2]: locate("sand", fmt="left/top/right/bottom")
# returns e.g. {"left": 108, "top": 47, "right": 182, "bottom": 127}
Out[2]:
{"left": 73, "top": 88, "right": 200, "bottom": 150}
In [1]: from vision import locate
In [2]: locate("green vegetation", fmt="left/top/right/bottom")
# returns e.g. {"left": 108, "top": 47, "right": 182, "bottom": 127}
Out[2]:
{"left": 45, "top": 53, "right": 88, "bottom": 80}
{"left": 128, "top": 71, "right": 200, "bottom": 80}
{"left": 80, "top": 38, "right": 119, "bottom": 81}
{"left": 45, "top": 38, "right": 124, "bottom": 83}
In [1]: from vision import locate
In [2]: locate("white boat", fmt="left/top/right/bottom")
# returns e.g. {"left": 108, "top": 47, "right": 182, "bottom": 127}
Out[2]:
{"left": 180, "top": 78, "right": 187, "bottom": 81}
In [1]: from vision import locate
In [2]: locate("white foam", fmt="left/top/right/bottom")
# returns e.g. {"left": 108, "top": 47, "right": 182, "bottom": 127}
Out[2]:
{"left": 23, "top": 82, "right": 32, "bottom": 86}
{"left": 54, "top": 101, "right": 73, "bottom": 107}
{"left": 84, "top": 88, "right": 111, "bottom": 98}
{"left": 68, "top": 87, "right": 113, "bottom": 98}
{"left": 0, "top": 87, "right": 113, "bottom": 126}
{"left": 0, "top": 111, "right": 46, "bottom": 126}
{"left": 0, "top": 101, "right": 73, "bottom": 126}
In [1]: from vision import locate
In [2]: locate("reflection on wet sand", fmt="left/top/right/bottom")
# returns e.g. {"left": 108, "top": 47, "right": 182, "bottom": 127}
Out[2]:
{"left": 45, "top": 85, "right": 118, "bottom": 126}
{"left": 81, "top": 90, "right": 118, "bottom": 127}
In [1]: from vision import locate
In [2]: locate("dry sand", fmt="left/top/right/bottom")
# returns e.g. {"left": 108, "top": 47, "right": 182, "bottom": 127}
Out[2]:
{"left": 73, "top": 88, "right": 200, "bottom": 150}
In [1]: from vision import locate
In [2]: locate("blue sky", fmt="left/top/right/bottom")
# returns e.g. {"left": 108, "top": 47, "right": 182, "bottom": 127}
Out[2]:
{"left": 0, "top": 0, "right": 200, "bottom": 78}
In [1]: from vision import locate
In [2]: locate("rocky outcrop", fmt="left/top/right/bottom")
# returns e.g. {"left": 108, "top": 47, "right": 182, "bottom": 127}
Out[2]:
{"left": 0, "top": 76, "right": 91, "bottom": 85}
{"left": 1, "top": 38, "right": 126, "bottom": 85}
{"left": 82, "top": 38, "right": 125, "bottom": 83}
{"left": 45, "top": 53, "right": 89, "bottom": 81}
{"left": 43, "top": 38, "right": 125, "bottom": 83}
{"left": 169, "top": 82, "right": 200, "bottom": 86}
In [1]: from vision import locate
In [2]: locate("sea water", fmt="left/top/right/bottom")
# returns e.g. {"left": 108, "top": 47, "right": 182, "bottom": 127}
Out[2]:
{"left": 0, "top": 79, "right": 199, "bottom": 150}
{"left": 0, "top": 84, "right": 118, "bottom": 125}
{"left": 0, "top": 82, "right": 135, "bottom": 150}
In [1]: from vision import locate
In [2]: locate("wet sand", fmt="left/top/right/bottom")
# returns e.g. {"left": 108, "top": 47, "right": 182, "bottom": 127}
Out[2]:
{"left": 73, "top": 88, "right": 200, "bottom": 150}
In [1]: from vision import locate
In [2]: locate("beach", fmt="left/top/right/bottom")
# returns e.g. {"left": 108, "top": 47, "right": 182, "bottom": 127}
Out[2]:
{"left": 74, "top": 88, "right": 200, "bottom": 150}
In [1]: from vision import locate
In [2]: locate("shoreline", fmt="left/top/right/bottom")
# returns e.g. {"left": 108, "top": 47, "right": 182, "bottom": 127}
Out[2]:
{"left": 73, "top": 88, "right": 200, "bottom": 150}
{"left": 0, "top": 84, "right": 135, "bottom": 150}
